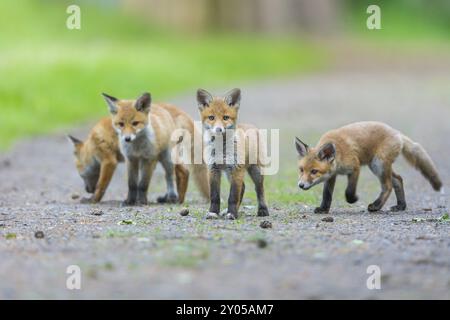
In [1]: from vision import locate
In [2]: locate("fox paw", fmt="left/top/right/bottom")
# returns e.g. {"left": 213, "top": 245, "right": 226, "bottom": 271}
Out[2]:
{"left": 80, "top": 197, "right": 96, "bottom": 204}
{"left": 121, "top": 199, "right": 136, "bottom": 207}
{"left": 314, "top": 207, "right": 330, "bottom": 214}
{"left": 205, "top": 212, "right": 220, "bottom": 219}
{"left": 136, "top": 198, "right": 148, "bottom": 206}
{"left": 257, "top": 206, "right": 269, "bottom": 217}
{"left": 390, "top": 204, "right": 406, "bottom": 212}
{"left": 367, "top": 203, "right": 382, "bottom": 212}
{"left": 345, "top": 193, "right": 359, "bottom": 204}
{"left": 225, "top": 213, "right": 237, "bottom": 220}
{"left": 157, "top": 193, "right": 178, "bottom": 204}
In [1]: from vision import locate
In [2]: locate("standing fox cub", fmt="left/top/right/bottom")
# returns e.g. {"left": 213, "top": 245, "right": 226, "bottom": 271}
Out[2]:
{"left": 197, "top": 88, "right": 269, "bottom": 220}
{"left": 295, "top": 121, "right": 442, "bottom": 213}
{"left": 103, "top": 92, "right": 209, "bottom": 206}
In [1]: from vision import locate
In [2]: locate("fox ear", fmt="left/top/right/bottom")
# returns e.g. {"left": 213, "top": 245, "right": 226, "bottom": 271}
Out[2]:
{"left": 318, "top": 142, "right": 335, "bottom": 162}
{"left": 102, "top": 93, "right": 119, "bottom": 114}
{"left": 135, "top": 92, "right": 152, "bottom": 113}
{"left": 67, "top": 135, "right": 82, "bottom": 148}
{"left": 224, "top": 88, "right": 241, "bottom": 108}
{"left": 197, "top": 89, "right": 213, "bottom": 110}
{"left": 295, "top": 137, "right": 309, "bottom": 158}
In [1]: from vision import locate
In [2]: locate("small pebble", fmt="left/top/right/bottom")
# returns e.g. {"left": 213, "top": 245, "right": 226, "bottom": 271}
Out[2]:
{"left": 71, "top": 193, "right": 80, "bottom": 200}
{"left": 322, "top": 216, "right": 334, "bottom": 222}
{"left": 34, "top": 231, "right": 45, "bottom": 239}
{"left": 256, "top": 239, "right": 268, "bottom": 248}
{"left": 91, "top": 209, "right": 104, "bottom": 216}
{"left": 179, "top": 208, "right": 189, "bottom": 217}
{"left": 260, "top": 220, "right": 272, "bottom": 229}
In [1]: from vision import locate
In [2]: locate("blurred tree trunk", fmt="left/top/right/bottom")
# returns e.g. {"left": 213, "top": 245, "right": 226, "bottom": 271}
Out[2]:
{"left": 121, "top": 0, "right": 342, "bottom": 35}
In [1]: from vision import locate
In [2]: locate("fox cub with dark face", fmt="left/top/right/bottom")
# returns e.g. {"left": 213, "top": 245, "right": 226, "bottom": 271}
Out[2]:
{"left": 197, "top": 88, "right": 269, "bottom": 220}
{"left": 103, "top": 92, "right": 209, "bottom": 206}
{"left": 295, "top": 121, "right": 442, "bottom": 213}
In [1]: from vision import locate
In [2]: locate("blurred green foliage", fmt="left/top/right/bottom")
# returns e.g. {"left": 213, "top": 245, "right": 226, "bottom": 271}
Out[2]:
{"left": 345, "top": 0, "right": 450, "bottom": 42}
{"left": 0, "top": 0, "right": 325, "bottom": 149}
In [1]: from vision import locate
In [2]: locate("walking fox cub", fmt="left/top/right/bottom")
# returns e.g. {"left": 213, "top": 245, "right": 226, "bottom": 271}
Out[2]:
{"left": 103, "top": 92, "right": 209, "bottom": 206}
{"left": 295, "top": 121, "right": 442, "bottom": 213}
{"left": 68, "top": 117, "right": 124, "bottom": 203}
{"left": 197, "top": 88, "right": 269, "bottom": 220}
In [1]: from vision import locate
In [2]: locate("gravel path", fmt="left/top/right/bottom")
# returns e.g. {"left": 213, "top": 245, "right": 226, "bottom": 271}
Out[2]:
{"left": 0, "top": 71, "right": 449, "bottom": 299}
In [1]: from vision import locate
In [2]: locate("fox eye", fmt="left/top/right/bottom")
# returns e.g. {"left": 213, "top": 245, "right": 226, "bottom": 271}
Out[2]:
{"left": 208, "top": 115, "right": 215, "bottom": 121}
{"left": 311, "top": 169, "right": 319, "bottom": 175}
{"left": 117, "top": 122, "right": 124, "bottom": 128}
{"left": 300, "top": 168, "right": 304, "bottom": 173}
{"left": 223, "top": 115, "right": 230, "bottom": 120}
{"left": 132, "top": 121, "right": 140, "bottom": 126}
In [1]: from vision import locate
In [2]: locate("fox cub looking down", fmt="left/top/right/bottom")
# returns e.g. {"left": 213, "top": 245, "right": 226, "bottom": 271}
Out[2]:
{"left": 103, "top": 92, "right": 209, "bottom": 206}
{"left": 68, "top": 117, "right": 124, "bottom": 203}
{"left": 197, "top": 88, "right": 269, "bottom": 220}
{"left": 295, "top": 121, "right": 442, "bottom": 213}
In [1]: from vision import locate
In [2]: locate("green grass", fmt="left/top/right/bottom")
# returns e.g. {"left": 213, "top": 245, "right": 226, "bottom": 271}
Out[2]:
{"left": 0, "top": 0, "right": 326, "bottom": 150}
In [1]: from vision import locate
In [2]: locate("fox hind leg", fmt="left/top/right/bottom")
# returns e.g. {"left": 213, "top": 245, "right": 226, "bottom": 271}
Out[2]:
{"left": 247, "top": 165, "right": 269, "bottom": 217}
{"left": 390, "top": 171, "right": 406, "bottom": 211}
{"left": 368, "top": 158, "right": 393, "bottom": 212}
{"left": 175, "top": 164, "right": 189, "bottom": 204}
{"left": 157, "top": 149, "right": 178, "bottom": 204}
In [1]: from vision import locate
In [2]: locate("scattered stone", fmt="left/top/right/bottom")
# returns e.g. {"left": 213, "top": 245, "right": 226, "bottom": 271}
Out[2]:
{"left": 34, "top": 231, "right": 45, "bottom": 239}
{"left": 117, "top": 219, "right": 135, "bottom": 225}
{"left": 321, "top": 216, "right": 334, "bottom": 222}
{"left": 422, "top": 208, "right": 432, "bottom": 212}
{"left": 71, "top": 193, "right": 80, "bottom": 200}
{"left": 302, "top": 215, "right": 307, "bottom": 219}
{"left": 256, "top": 238, "right": 268, "bottom": 248}
{"left": 90, "top": 209, "right": 104, "bottom": 216}
{"left": 260, "top": 220, "right": 272, "bottom": 229}
{"left": 179, "top": 208, "right": 189, "bottom": 217}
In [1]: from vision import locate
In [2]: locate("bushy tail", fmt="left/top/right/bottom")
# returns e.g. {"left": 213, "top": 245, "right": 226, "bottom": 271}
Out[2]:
{"left": 401, "top": 134, "right": 442, "bottom": 191}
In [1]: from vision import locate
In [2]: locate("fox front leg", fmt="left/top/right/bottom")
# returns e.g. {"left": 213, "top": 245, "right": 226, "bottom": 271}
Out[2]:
{"left": 314, "top": 175, "right": 336, "bottom": 214}
{"left": 136, "top": 159, "right": 157, "bottom": 205}
{"left": 226, "top": 169, "right": 246, "bottom": 220}
{"left": 91, "top": 159, "right": 117, "bottom": 203}
{"left": 345, "top": 168, "right": 360, "bottom": 204}
{"left": 206, "top": 168, "right": 221, "bottom": 219}
{"left": 122, "top": 158, "right": 139, "bottom": 206}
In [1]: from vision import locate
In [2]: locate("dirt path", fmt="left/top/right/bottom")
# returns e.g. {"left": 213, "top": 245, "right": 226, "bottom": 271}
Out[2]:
{"left": 0, "top": 71, "right": 449, "bottom": 299}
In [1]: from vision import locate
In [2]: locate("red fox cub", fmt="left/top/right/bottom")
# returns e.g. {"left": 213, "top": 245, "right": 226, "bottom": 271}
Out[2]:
{"left": 197, "top": 88, "right": 269, "bottom": 220}
{"left": 68, "top": 117, "right": 124, "bottom": 203}
{"left": 295, "top": 121, "right": 442, "bottom": 213}
{"left": 103, "top": 92, "right": 209, "bottom": 206}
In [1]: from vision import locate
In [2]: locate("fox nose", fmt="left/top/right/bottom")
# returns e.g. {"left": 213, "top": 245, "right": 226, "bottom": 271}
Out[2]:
{"left": 298, "top": 182, "right": 305, "bottom": 189}
{"left": 124, "top": 136, "right": 131, "bottom": 142}
{"left": 215, "top": 127, "right": 223, "bottom": 133}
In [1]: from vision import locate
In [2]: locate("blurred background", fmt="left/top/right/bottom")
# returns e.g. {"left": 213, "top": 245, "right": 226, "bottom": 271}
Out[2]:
{"left": 0, "top": 0, "right": 449, "bottom": 150}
